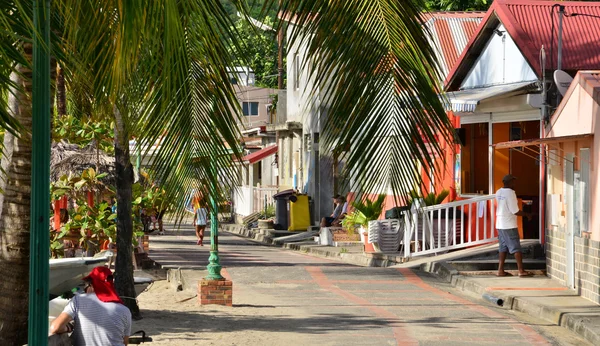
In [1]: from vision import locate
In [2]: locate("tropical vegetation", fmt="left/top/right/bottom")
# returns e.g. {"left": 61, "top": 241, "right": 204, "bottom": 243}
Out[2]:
{"left": 425, "top": 0, "right": 491, "bottom": 11}
{"left": 0, "top": 0, "right": 456, "bottom": 343}
{"left": 342, "top": 194, "right": 387, "bottom": 231}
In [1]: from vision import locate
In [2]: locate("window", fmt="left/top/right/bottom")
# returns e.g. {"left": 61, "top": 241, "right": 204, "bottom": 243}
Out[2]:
{"left": 242, "top": 102, "right": 259, "bottom": 116}
{"left": 294, "top": 53, "right": 300, "bottom": 90}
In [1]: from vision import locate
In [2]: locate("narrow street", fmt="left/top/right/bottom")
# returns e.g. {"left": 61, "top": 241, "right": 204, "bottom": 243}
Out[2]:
{"left": 132, "top": 225, "right": 590, "bottom": 346}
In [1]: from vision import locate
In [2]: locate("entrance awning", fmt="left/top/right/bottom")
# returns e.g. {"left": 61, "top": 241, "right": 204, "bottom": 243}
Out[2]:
{"left": 492, "top": 134, "right": 593, "bottom": 149}
{"left": 492, "top": 134, "right": 593, "bottom": 163}
{"left": 444, "top": 81, "right": 539, "bottom": 113}
{"left": 242, "top": 145, "right": 278, "bottom": 164}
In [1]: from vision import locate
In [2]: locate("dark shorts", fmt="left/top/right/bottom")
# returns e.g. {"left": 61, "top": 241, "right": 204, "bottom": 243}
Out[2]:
{"left": 498, "top": 228, "right": 521, "bottom": 254}
{"left": 323, "top": 217, "right": 335, "bottom": 226}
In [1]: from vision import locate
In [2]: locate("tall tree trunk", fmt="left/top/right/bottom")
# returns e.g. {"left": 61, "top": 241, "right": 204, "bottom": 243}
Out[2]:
{"left": 113, "top": 104, "right": 141, "bottom": 320}
{"left": 0, "top": 57, "right": 33, "bottom": 346}
{"left": 0, "top": 41, "right": 55, "bottom": 342}
{"left": 56, "top": 64, "right": 66, "bottom": 116}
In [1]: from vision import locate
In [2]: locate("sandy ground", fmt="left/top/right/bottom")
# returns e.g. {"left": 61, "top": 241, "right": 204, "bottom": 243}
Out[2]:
{"left": 132, "top": 279, "right": 323, "bottom": 346}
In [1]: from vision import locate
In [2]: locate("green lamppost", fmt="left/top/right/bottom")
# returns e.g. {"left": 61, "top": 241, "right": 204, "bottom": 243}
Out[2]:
{"left": 205, "top": 150, "right": 223, "bottom": 280}
{"left": 29, "top": 0, "right": 51, "bottom": 343}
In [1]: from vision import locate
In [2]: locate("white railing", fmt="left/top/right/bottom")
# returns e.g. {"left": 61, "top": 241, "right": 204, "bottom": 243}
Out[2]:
{"left": 233, "top": 185, "right": 278, "bottom": 217}
{"left": 402, "top": 194, "right": 497, "bottom": 258}
{"left": 254, "top": 186, "right": 278, "bottom": 214}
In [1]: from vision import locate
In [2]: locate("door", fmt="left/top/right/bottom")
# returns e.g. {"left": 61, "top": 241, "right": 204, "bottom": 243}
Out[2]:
{"left": 565, "top": 153, "right": 575, "bottom": 289}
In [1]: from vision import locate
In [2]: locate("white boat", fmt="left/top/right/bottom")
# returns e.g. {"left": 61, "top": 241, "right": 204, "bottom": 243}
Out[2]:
{"left": 49, "top": 256, "right": 108, "bottom": 297}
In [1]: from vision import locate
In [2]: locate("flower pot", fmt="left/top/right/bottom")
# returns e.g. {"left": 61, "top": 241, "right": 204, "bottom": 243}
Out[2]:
{"left": 361, "top": 226, "right": 376, "bottom": 253}
{"left": 257, "top": 219, "right": 274, "bottom": 229}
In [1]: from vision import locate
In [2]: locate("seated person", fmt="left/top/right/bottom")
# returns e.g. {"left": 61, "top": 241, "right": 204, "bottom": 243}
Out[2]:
{"left": 320, "top": 195, "right": 344, "bottom": 227}
{"left": 331, "top": 196, "right": 348, "bottom": 227}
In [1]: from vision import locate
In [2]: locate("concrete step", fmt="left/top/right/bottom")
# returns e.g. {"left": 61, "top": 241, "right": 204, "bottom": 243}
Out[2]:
{"left": 255, "top": 229, "right": 295, "bottom": 238}
{"left": 448, "top": 259, "right": 546, "bottom": 271}
{"left": 333, "top": 241, "right": 363, "bottom": 248}
{"left": 456, "top": 241, "right": 544, "bottom": 261}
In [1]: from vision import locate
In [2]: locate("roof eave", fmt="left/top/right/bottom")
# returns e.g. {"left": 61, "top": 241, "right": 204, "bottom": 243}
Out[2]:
{"left": 443, "top": 7, "right": 501, "bottom": 91}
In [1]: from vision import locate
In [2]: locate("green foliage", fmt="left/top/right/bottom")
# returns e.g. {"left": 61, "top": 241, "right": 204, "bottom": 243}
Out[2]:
{"left": 261, "top": 204, "right": 275, "bottom": 219}
{"left": 342, "top": 210, "right": 367, "bottom": 230}
{"left": 424, "top": 0, "right": 491, "bottom": 11}
{"left": 49, "top": 168, "right": 172, "bottom": 258}
{"left": 53, "top": 114, "right": 115, "bottom": 154}
{"left": 342, "top": 194, "right": 387, "bottom": 230}
{"left": 228, "top": 16, "right": 281, "bottom": 88}
{"left": 352, "top": 194, "right": 387, "bottom": 222}
{"left": 407, "top": 189, "right": 450, "bottom": 207}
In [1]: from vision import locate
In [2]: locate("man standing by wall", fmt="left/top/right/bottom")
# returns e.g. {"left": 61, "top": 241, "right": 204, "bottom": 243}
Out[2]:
{"left": 496, "top": 174, "right": 533, "bottom": 277}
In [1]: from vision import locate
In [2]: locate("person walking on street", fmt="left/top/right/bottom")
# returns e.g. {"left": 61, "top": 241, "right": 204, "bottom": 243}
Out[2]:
{"left": 495, "top": 174, "right": 533, "bottom": 277}
{"left": 194, "top": 202, "right": 208, "bottom": 246}
{"left": 50, "top": 266, "right": 132, "bottom": 345}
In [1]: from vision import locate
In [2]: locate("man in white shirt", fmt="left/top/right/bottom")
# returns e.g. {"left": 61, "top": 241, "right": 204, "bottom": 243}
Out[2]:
{"left": 495, "top": 174, "right": 532, "bottom": 277}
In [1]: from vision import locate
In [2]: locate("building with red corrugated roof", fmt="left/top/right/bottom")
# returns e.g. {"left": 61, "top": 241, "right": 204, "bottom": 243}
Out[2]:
{"left": 428, "top": 0, "right": 600, "bottom": 305}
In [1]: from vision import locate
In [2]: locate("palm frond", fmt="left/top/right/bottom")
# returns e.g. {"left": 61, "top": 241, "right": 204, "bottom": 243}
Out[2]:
{"left": 57, "top": 0, "right": 246, "bottom": 222}
{"left": 267, "top": 0, "right": 453, "bottom": 201}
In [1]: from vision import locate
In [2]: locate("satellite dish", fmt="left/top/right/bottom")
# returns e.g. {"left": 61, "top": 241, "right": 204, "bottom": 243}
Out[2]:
{"left": 554, "top": 70, "right": 574, "bottom": 96}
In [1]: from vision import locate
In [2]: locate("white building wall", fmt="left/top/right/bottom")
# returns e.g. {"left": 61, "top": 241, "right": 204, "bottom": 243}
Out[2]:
{"left": 461, "top": 24, "right": 537, "bottom": 89}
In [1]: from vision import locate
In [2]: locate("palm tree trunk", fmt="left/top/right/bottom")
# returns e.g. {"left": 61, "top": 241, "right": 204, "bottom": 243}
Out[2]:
{"left": 56, "top": 64, "right": 66, "bottom": 116}
{"left": 0, "top": 41, "right": 56, "bottom": 342}
{"left": 113, "top": 104, "right": 141, "bottom": 320}
{"left": 0, "top": 57, "right": 33, "bottom": 346}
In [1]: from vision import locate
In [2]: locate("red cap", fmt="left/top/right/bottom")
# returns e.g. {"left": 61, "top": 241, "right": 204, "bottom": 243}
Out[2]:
{"left": 83, "top": 266, "right": 123, "bottom": 304}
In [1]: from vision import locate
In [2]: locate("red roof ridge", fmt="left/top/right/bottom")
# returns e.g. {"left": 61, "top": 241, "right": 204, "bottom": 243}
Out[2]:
{"left": 421, "top": 11, "right": 486, "bottom": 21}
{"left": 444, "top": 0, "right": 600, "bottom": 91}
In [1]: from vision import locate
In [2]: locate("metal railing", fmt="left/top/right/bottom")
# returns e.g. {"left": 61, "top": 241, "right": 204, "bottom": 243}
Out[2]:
{"left": 402, "top": 194, "right": 497, "bottom": 258}
{"left": 233, "top": 185, "right": 279, "bottom": 217}
{"left": 253, "top": 186, "right": 278, "bottom": 213}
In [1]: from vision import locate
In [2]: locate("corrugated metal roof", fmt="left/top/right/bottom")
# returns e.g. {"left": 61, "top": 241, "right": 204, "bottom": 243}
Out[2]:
{"left": 505, "top": 0, "right": 600, "bottom": 73}
{"left": 424, "top": 12, "right": 485, "bottom": 81}
{"left": 445, "top": 0, "right": 600, "bottom": 90}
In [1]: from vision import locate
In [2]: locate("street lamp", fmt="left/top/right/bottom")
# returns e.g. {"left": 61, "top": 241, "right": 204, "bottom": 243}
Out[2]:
{"left": 205, "top": 148, "right": 223, "bottom": 280}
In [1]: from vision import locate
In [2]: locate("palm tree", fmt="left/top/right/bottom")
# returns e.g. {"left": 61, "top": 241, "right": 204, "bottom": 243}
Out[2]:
{"left": 54, "top": 0, "right": 246, "bottom": 318}
{"left": 0, "top": 0, "right": 452, "bottom": 340}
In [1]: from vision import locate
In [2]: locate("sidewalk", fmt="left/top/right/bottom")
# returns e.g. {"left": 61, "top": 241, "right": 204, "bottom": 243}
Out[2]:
{"left": 219, "top": 223, "right": 600, "bottom": 345}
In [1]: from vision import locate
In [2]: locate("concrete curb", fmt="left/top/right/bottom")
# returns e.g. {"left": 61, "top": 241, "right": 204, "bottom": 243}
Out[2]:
{"left": 220, "top": 223, "right": 406, "bottom": 267}
{"left": 422, "top": 260, "right": 600, "bottom": 346}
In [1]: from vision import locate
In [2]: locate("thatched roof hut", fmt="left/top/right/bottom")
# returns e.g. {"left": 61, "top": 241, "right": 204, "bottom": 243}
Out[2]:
{"left": 51, "top": 140, "right": 116, "bottom": 187}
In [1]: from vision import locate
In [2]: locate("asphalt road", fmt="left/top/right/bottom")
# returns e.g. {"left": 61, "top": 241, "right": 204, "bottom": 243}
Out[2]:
{"left": 135, "top": 224, "right": 590, "bottom": 346}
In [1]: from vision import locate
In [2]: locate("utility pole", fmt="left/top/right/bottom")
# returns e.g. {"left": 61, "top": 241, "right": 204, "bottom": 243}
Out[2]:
{"left": 277, "top": 0, "right": 284, "bottom": 90}
{"left": 29, "top": 0, "right": 51, "bottom": 343}
{"left": 557, "top": 5, "right": 565, "bottom": 104}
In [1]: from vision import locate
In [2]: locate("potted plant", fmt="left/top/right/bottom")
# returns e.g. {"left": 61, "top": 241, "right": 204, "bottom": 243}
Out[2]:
{"left": 257, "top": 204, "right": 275, "bottom": 229}
{"left": 344, "top": 194, "right": 387, "bottom": 252}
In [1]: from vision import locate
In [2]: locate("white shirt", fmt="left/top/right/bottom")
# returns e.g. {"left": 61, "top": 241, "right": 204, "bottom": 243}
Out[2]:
{"left": 495, "top": 188, "right": 519, "bottom": 229}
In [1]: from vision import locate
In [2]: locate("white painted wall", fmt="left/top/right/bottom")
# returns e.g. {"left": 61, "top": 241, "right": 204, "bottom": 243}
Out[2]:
{"left": 462, "top": 24, "right": 537, "bottom": 89}
{"left": 234, "top": 186, "right": 253, "bottom": 216}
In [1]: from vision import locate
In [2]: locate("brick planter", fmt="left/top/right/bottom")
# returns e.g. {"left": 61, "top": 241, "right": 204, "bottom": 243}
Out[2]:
{"left": 332, "top": 230, "right": 360, "bottom": 242}
{"left": 199, "top": 279, "right": 233, "bottom": 306}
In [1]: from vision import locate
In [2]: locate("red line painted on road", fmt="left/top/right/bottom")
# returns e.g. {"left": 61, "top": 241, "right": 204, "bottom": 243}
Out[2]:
{"left": 397, "top": 268, "right": 551, "bottom": 346}
{"left": 485, "top": 287, "right": 569, "bottom": 291}
{"left": 306, "top": 266, "right": 418, "bottom": 346}
{"left": 276, "top": 279, "right": 410, "bottom": 284}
